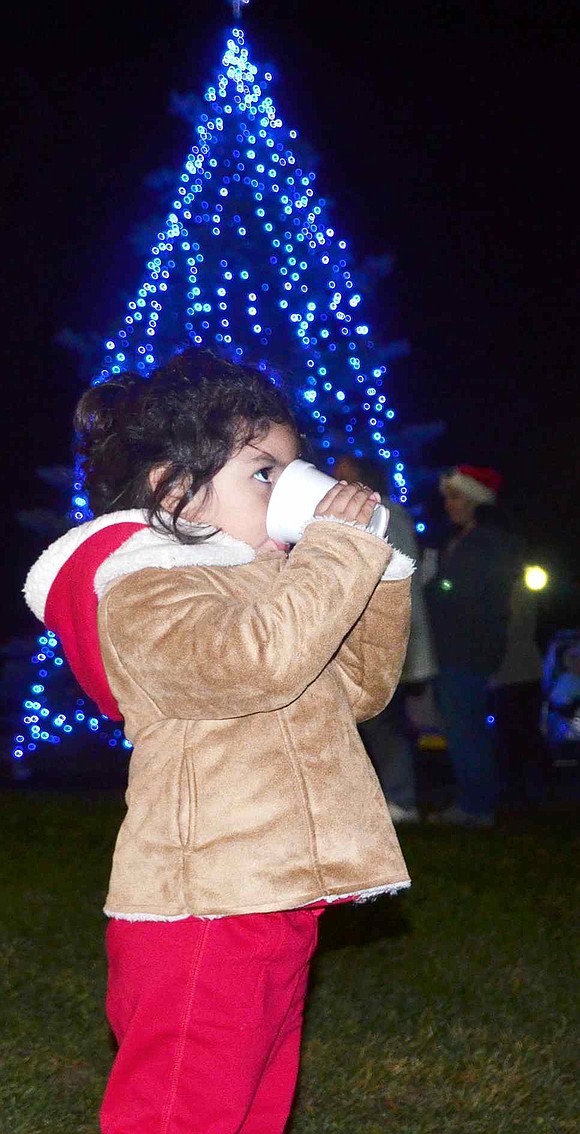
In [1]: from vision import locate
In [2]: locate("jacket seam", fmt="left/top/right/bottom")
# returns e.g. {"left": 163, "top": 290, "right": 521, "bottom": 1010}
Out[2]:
{"left": 184, "top": 720, "right": 198, "bottom": 853}
{"left": 176, "top": 721, "right": 195, "bottom": 850}
{"left": 275, "top": 708, "right": 326, "bottom": 895}
{"left": 101, "top": 591, "right": 167, "bottom": 719}
{"left": 330, "top": 654, "right": 364, "bottom": 716}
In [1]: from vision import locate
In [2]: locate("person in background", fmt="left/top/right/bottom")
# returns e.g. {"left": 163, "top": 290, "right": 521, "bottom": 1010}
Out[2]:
{"left": 334, "top": 453, "right": 438, "bottom": 823}
{"left": 425, "top": 465, "right": 519, "bottom": 828}
{"left": 489, "top": 562, "right": 547, "bottom": 814}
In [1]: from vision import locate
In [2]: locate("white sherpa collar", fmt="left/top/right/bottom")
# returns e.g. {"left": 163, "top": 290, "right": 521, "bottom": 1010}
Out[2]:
{"left": 23, "top": 509, "right": 256, "bottom": 621}
{"left": 94, "top": 522, "right": 256, "bottom": 600}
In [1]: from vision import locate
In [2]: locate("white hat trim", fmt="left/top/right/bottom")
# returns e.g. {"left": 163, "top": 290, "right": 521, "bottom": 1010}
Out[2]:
{"left": 441, "top": 469, "right": 496, "bottom": 505}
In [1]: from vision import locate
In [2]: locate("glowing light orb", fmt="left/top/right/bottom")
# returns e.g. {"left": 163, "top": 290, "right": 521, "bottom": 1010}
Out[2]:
{"left": 524, "top": 565, "right": 548, "bottom": 591}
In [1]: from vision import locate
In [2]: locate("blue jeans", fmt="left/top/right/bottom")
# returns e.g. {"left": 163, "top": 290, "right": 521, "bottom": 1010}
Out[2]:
{"left": 436, "top": 666, "right": 497, "bottom": 817}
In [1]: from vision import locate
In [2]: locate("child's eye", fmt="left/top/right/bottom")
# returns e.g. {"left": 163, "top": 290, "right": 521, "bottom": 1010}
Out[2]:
{"left": 253, "top": 467, "right": 273, "bottom": 484}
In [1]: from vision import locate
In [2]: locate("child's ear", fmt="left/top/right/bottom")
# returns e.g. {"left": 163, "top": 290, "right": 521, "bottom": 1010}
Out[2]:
{"left": 148, "top": 465, "right": 167, "bottom": 494}
{"left": 149, "top": 465, "right": 207, "bottom": 519}
{"left": 148, "top": 465, "right": 188, "bottom": 513}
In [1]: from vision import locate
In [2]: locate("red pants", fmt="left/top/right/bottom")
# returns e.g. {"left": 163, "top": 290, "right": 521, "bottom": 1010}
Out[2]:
{"left": 101, "top": 908, "right": 322, "bottom": 1134}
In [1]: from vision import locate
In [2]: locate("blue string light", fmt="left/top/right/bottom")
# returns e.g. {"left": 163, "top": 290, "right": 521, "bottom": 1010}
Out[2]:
{"left": 14, "top": 24, "right": 408, "bottom": 766}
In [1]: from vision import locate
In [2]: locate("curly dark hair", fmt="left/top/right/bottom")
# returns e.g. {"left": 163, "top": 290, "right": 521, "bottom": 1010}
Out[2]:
{"left": 73, "top": 347, "right": 298, "bottom": 542}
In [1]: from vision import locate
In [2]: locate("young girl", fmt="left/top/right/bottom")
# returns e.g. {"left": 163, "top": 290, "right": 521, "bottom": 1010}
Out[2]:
{"left": 24, "top": 347, "right": 413, "bottom": 1134}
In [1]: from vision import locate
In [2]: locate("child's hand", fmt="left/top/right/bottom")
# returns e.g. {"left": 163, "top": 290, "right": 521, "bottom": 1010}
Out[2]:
{"left": 314, "top": 481, "right": 382, "bottom": 527}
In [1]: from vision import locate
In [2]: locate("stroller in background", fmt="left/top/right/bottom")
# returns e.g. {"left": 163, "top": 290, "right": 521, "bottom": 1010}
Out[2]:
{"left": 540, "top": 629, "right": 580, "bottom": 789}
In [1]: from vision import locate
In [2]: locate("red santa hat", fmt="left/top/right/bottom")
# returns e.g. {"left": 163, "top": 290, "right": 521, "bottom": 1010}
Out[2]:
{"left": 440, "top": 464, "right": 503, "bottom": 505}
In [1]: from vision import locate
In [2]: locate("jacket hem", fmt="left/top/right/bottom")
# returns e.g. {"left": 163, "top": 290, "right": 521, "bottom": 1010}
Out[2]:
{"left": 103, "top": 879, "right": 411, "bottom": 921}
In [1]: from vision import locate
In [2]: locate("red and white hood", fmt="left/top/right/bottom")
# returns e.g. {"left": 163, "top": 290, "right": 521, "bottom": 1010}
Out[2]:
{"left": 23, "top": 510, "right": 256, "bottom": 720}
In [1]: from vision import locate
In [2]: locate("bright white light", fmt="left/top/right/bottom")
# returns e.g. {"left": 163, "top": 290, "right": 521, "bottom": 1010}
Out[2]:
{"left": 524, "top": 565, "right": 548, "bottom": 591}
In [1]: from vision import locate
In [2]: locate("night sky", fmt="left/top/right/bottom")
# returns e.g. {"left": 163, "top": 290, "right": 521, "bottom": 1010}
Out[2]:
{"left": 2, "top": 0, "right": 579, "bottom": 640}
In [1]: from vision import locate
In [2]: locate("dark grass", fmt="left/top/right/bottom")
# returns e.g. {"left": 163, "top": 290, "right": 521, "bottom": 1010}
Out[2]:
{"left": 0, "top": 789, "right": 578, "bottom": 1133}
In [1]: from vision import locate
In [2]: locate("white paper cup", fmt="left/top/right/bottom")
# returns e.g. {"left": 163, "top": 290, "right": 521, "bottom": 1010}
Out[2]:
{"left": 266, "top": 459, "right": 389, "bottom": 544}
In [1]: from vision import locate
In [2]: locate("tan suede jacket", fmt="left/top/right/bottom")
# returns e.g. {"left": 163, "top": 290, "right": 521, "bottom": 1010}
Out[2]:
{"left": 95, "top": 517, "right": 412, "bottom": 919}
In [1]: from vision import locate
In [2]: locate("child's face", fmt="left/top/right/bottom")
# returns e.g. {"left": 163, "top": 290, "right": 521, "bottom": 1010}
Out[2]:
{"left": 184, "top": 422, "right": 300, "bottom": 552}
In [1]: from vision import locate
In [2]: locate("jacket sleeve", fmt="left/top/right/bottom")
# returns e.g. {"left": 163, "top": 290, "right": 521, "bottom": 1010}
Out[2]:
{"left": 331, "top": 570, "right": 412, "bottom": 723}
{"left": 99, "top": 522, "right": 393, "bottom": 720}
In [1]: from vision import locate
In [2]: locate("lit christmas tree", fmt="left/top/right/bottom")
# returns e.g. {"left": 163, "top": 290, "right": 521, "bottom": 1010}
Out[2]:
{"left": 12, "top": 16, "right": 413, "bottom": 776}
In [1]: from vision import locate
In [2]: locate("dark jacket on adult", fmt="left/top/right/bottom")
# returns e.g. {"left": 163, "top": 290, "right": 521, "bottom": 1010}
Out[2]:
{"left": 425, "top": 523, "right": 519, "bottom": 676}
